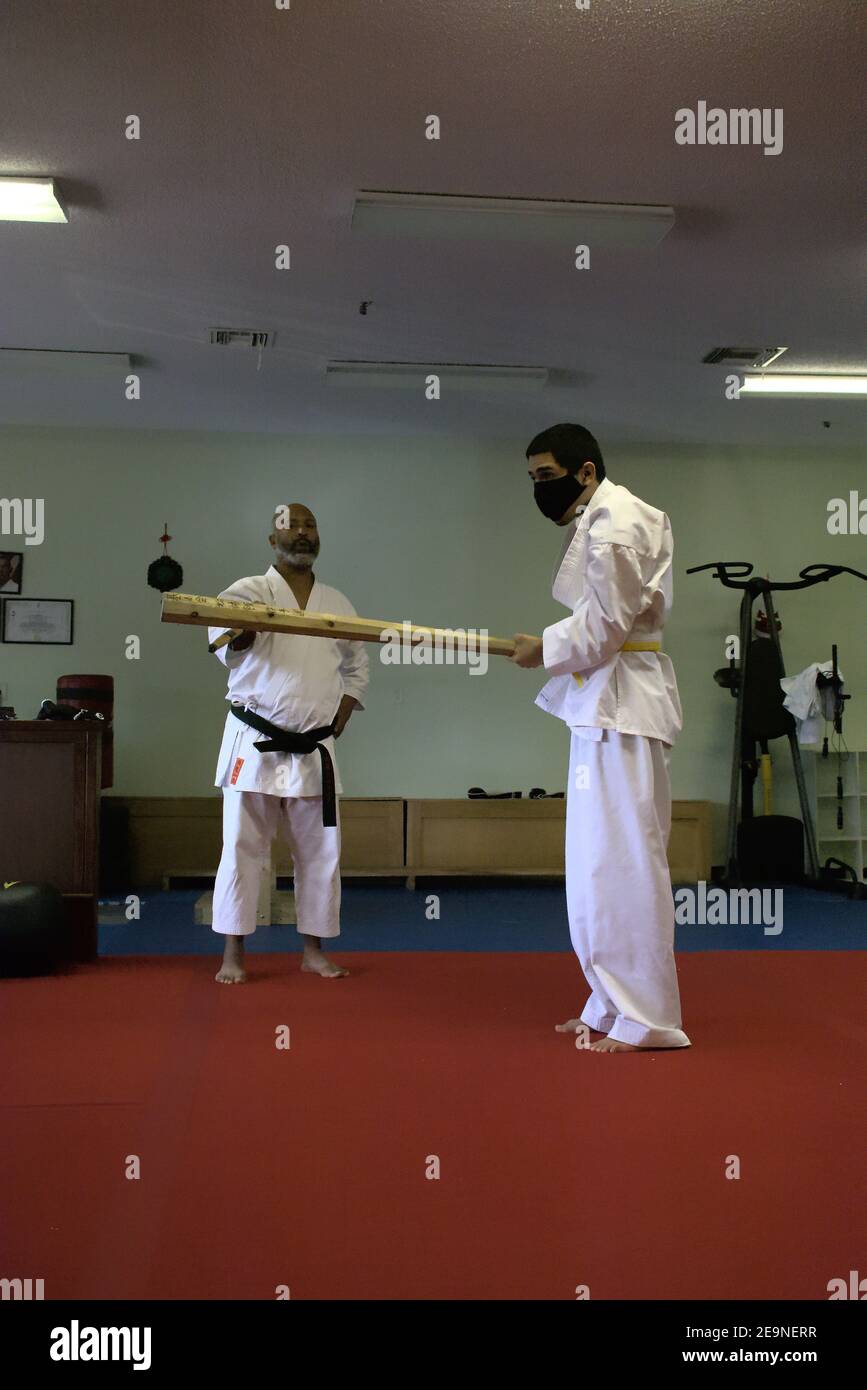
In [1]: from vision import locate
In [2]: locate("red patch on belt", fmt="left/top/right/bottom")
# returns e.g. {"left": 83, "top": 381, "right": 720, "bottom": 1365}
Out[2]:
{"left": 230, "top": 757, "right": 245, "bottom": 785}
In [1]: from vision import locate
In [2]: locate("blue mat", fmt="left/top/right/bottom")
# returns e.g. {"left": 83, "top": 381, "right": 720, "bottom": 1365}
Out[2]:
{"left": 98, "top": 882, "right": 867, "bottom": 955}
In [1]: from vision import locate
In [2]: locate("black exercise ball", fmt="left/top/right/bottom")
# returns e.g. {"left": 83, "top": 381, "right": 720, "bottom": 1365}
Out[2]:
{"left": 0, "top": 883, "right": 66, "bottom": 977}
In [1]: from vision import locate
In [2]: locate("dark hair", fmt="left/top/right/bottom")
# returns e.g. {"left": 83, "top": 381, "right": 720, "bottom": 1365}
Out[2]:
{"left": 525, "top": 422, "right": 605, "bottom": 481}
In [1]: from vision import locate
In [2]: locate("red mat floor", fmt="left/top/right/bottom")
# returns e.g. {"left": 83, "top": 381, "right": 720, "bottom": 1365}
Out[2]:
{"left": 1, "top": 951, "right": 865, "bottom": 1300}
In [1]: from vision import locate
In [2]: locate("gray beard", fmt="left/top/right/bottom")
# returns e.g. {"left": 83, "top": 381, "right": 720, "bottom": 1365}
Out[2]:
{"left": 276, "top": 545, "right": 316, "bottom": 570}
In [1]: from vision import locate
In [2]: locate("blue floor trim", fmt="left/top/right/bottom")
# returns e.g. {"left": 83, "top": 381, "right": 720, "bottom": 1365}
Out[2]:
{"left": 98, "top": 882, "right": 867, "bottom": 955}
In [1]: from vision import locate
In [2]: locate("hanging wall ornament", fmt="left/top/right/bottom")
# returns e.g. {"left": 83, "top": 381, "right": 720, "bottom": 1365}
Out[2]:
{"left": 147, "top": 523, "right": 184, "bottom": 593}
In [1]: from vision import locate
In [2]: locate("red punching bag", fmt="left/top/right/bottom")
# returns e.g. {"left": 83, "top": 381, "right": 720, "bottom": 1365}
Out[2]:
{"left": 56, "top": 674, "right": 115, "bottom": 788}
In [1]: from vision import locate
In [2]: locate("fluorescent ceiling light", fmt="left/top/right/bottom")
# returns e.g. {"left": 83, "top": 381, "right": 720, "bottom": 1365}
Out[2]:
{"left": 0, "top": 349, "right": 130, "bottom": 374}
{"left": 0, "top": 177, "right": 67, "bottom": 223}
{"left": 740, "top": 374, "right": 867, "bottom": 397}
{"left": 325, "top": 361, "right": 549, "bottom": 392}
{"left": 352, "top": 191, "right": 674, "bottom": 248}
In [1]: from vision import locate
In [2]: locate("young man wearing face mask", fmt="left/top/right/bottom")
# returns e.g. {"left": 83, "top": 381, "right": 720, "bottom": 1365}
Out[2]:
{"left": 511, "top": 423, "right": 689, "bottom": 1052}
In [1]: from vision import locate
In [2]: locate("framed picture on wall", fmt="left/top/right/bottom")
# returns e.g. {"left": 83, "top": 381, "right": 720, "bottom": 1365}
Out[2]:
{"left": 2, "top": 597, "right": 74, "bottom": 644}
{"left": 0, "top": 551, "right": 23, "bottom": 594}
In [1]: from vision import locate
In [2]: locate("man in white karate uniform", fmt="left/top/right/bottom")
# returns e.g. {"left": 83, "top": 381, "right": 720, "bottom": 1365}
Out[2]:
{"left": 512, "top": 423, "right": 689, "bottom": 1052}
{"left": 209, "top": 503, "right": 369, "bottom": 984}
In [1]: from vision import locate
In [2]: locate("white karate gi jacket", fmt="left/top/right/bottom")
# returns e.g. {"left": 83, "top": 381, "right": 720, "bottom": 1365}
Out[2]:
{"left": 780, "top": 661, "right": 841, "bottom": 745}
{"left": 211, "top": 566, "right": 369, "bottom": 796}
{"left": 535, "top": 477, "right": 683, "bottom": 745}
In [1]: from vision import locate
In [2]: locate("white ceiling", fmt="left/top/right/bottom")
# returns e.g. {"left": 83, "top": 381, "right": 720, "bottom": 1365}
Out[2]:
{"left": 0, "top": 0, "right": 865, "bottom": 444}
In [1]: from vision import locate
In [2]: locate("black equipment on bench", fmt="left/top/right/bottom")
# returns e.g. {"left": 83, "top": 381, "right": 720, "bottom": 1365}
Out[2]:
{"left": 686, "top": 561, "right": 867, "bottom": 899}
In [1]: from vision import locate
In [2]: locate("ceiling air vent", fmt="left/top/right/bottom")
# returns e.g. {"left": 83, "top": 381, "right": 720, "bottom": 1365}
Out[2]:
{"left": 703, "top": 346, "right": 787, "bottom": 368}
{"left": 208, "top": 328, "right": 270, "bottom": 349}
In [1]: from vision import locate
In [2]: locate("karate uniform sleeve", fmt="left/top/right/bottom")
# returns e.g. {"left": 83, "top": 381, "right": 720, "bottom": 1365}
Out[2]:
{"left": 208, "top": 581, "right": 262, "bottom": 669}
{"left": 335, "top": 599, "right": 370, "bottom": 709}
{"left": 542, "top": 541, "right": 645, "bottom": 676}
{"left": 337, "top": 637, "right": 369, "bottom": 709}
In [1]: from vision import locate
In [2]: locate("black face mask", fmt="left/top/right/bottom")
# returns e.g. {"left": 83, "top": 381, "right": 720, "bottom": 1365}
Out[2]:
{"left": 533, "top": 472, "right": 588, "bottom": 521}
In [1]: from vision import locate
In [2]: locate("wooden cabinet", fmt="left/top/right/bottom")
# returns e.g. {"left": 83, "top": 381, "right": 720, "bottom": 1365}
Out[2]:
{"left": 107, "top": 794, "right": 711, "bottom": 890}
{"left": 104, "top": 796, "right": 406, "bottom": 886}
{"left": 0, "top": 721, "right": 101, "bottom": 960}
{"left": 406, "top": 798, "right": 711, "bottom": 886}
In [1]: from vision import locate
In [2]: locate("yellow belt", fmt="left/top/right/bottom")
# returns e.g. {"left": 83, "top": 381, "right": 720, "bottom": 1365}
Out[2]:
{"left": 572, "top": 641, "right": 660, "bottom": 685}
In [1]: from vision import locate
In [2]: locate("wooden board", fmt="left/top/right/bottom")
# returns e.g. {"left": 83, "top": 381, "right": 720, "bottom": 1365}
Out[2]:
{"left": 161, "top": 591, "right": 519, "bottom": 657}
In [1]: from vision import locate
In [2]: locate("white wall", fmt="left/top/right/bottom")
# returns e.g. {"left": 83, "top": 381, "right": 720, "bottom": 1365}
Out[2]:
{"left": 2, "top": 426, "right": 865, "bottom": 858}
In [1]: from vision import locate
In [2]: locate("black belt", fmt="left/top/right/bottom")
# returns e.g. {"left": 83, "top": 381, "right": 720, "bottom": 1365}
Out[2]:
{"left": 231, "top": 706, "right": 338, "bottom": 827}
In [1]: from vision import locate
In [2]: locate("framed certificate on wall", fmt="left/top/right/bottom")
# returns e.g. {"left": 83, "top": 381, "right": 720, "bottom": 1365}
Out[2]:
{"left": 2, "top": 597, "right": 75, "bottom": 644}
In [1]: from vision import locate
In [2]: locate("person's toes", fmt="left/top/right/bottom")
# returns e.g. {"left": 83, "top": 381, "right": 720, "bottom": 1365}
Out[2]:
{"left": 302, "top": 957, "right": 348, "bottom": 977}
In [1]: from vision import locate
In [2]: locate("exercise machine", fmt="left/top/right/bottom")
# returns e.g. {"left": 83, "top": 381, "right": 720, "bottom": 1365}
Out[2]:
{"left": 687, "top": 561, "right": 867, "bottom": 898}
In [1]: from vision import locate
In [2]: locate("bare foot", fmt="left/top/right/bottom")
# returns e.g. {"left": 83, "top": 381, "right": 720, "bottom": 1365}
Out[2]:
{"left": 216, "top": 962, "right": 247, "bottom": 983}
{"left": 301, "top": 947, "right": 349, "bottom": 979}
{"left": 216, "top": 936, "right": 247, "bottom": 984}
{"left": 555, "top": 1017, "right": 595, "bottom": 1034}
{"left": 589, "top": 1037, "right": 638, "bottom": 1052}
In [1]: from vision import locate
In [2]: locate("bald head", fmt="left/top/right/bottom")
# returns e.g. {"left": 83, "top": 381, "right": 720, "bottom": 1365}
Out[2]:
{"left": 270, "top": 503, "right": 320, "bottom": 571}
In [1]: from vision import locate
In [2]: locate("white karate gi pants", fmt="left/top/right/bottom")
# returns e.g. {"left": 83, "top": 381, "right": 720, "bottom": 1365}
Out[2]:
{"left": 212, "top": 789, "right": 341, "bottom": 939}
{"left": 566, "top": 730, "right": 690, "bottom": 1048}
